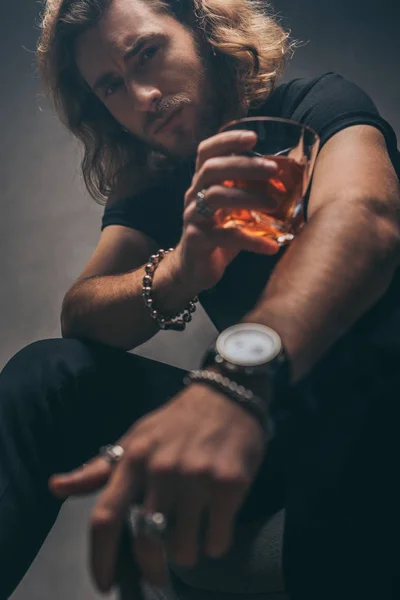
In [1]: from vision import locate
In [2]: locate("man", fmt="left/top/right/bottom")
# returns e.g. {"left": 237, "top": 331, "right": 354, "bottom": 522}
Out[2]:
{"left": 0, "top": 0, "right": 399, "bottom": 598}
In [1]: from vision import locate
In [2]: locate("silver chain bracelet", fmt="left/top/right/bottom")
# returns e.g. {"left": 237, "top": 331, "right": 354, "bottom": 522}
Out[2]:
{"left": 142, "top": 248, "right": 199, "bottom": 331}
{"left": 184, "top": 369, "right": 275, "bottom": 441}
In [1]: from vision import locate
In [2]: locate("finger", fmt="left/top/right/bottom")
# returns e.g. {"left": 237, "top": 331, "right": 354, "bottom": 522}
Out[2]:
{"left": 132, "top": 529, "right": 169, "bottom": 592}
{"left": 205, "top": 476, "right": 248, "bottom": 558}
{"left": 50, "top": 436, "right": 130, "bottom": 498}
{"left": 212, "top": 227, "right": 280, "bottom": 255}
{"left": 49, "top": 456, "right": 112, "bottom": 498}
{"left": 186, "top": 184, "right": 279, "bottom": 218}
{"left": 167, "top": 474, "right": 209, "bottom": 567}
{"left": 209, "top": 224, "right": 280, "bottom": 255}
{"left": 195, "top": 129, "right": 258, "bottom": 172}
{"left": 117, "top": 523, "right": 145, "bottom": 600}
{"left": 90, "top": 456, "right": 145, "bottom": 592}
{"left": 183, "top": 212, "right": 280, "bottom": 256}
{"left": 192, "top": 155, "right": 278, "bottom": 199}
{"left": 133, "top": 468, "right": 177, "bottom": 588}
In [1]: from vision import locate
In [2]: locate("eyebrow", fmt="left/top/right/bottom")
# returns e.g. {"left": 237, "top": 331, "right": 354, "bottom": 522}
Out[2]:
{"left": 91, "top": 33, "right": 161, "bottom": 93}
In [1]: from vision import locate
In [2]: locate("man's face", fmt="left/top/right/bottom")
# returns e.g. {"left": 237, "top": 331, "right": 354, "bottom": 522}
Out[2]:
{"left": 75, "top": 0, "right": 220, "bottom": 158}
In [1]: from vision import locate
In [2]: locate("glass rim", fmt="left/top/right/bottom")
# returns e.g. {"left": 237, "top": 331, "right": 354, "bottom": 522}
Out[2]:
{"left": 219, "top": 116, "right": 320, "bottom": 142}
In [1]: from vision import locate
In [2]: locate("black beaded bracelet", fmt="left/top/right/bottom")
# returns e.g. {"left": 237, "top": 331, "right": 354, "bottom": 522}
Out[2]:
{"left": 183, "top": 369, "right": 275, "bottom": 441}
{"left": 142, "top": 248, "right": 199, "bottom": 331}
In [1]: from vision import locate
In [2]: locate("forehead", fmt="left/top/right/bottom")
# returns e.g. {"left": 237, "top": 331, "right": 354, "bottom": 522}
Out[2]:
{"left": 75, "top": 0, "right": 168, "bottom": 85}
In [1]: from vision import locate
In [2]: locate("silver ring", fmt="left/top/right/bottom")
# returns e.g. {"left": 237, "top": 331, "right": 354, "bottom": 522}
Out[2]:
{"left": 99, "top": 444, "right": 125, "bottom": 465}
{"left": 130, "top": 505, "right": 168, "bottom": 540}
{"left": 195, "top": 189, "right": 215, "bottom": 217}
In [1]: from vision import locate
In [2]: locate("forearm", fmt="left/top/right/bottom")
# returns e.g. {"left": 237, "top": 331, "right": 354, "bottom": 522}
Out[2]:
{"left": 243, "top": 199, "right": 400, "bottom": 382}
{"left": 61, "top": 252, "right": 201, "bottom": 350}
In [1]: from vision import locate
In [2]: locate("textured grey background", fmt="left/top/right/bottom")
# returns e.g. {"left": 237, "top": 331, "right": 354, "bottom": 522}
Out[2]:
{"left": 1, "top": 0, "right": 399, "bottom": 598}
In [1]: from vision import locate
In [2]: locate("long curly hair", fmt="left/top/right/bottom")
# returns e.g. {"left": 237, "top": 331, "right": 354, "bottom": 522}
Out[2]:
{"left": 37, "top": 0, "right": 295, "bottom": 204}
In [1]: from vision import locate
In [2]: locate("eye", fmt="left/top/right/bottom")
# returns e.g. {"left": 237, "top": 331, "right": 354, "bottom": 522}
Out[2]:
{"left": 139, "top": 45, "right": 159, "bottom": 67}
{"left": 104, "top": 80, "right": 123, "bottom": 99}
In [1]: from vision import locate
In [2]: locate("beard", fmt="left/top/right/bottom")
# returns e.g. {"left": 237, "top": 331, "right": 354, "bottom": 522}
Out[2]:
{"left": 145, "top": 79, "right": 225, "bottom": 162}
{"left": 144, "top": 40, "right": 231, "bottom": 161}
{"left": 131, "top": 35, "right": 242, "bottom": 169}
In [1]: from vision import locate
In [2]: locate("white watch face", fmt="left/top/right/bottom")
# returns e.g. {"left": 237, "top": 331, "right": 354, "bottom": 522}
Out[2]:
{"left": 216, "top": 324, "right": 282, "bottom": 368}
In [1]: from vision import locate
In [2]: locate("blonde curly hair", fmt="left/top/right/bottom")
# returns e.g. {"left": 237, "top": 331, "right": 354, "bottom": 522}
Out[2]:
{"left": 37, "top": 0, "right": 295, "bottom": 204}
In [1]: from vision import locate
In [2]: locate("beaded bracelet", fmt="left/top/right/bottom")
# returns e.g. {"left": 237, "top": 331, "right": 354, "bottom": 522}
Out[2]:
{"left": 142, "top": 248, "right": 199, "bottom": 331}
{"left": 184, "top": 369, "right": 275, "bottom": 441}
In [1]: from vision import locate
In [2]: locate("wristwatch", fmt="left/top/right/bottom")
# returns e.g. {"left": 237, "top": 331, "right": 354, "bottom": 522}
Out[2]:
{"left": 201, "top": 323, "right": 291, "bottom": 392}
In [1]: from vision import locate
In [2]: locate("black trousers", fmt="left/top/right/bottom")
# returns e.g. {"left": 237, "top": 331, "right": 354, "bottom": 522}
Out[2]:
{"left": 0, "top": 337, "right": 399, "bottom": 599}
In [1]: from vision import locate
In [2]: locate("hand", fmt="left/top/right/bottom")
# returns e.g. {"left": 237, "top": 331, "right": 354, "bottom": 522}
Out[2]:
{"left": 49, "top": 383, "right": 267, "bottom": 593}
{"left": 176, "top": 130, "right": 280, "bottom": 290}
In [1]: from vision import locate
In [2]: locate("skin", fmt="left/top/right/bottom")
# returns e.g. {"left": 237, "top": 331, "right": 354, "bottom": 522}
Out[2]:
{"left": 52, "top": 126, "right": 400, "bottom": 595}
{"left": 52, "top": 0, "right": 400, "bottom": 595}
{"left": 75, "top": 0, "right": 240, "bottom": 159}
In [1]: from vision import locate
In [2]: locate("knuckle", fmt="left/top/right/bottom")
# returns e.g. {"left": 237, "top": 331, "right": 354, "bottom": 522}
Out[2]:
{"left": 213, "top": 465, "right": 250, "bottom": 488}
{"left": 197, "top": 139, "right": 208, "bottom": 156}
{"left": 197, "top": 158, "right": 218, "bottom": 183}
{"left": 223, "top": 130, "right": 248, "bottom": 143}
{"left": 185, "top": 223, "right": 205, "bottom": 242}
{"left": 203, "top": 156, "right": 223, "bottom": 172}
{"left": 132, "top": 415, "right": 152, "bottom": 434}
{"left": 206, "top": 185, "right": 226, "bottom": 203}
{"left": 183, "top": 204, "right": 194, "bottom": 222}
{"left": 90, "top": 507, "right": 115, "bottom": 531}
{"left": 178, "top": 459, "right": 211, "bottom": 478}
{"left": 258, "top": 158, "right": 276, "bottom": 172}
{"left": 255, "top": 157, "right": 268, "bottom": 168}
{"left": 235, "top": 156, "right": 264, "bottom": 171}
{"left": 148, "top": 456, "right": 176, "bottom": 477}
{"left": 126, "top": 440, "right": 151, "bottom": 465}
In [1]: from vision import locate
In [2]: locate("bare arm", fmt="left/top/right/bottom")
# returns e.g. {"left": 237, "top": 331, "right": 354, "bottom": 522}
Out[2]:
{"left": 241, "top": 126, "right": 400, "bottom": 382}
{"left": 61, "top": 225, "right": 200, "bottom": 350}
{"left": 61, "top": 131, "right": 283, "bottom": 352}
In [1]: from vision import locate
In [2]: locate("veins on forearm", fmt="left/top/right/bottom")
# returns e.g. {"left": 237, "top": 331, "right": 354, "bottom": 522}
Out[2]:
{"left": 243, "top": 199, "right": 400, "bottom": 381}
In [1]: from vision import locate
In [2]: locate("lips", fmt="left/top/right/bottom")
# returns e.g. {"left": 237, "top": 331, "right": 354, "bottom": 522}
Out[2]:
{"left": 153, "top": 106, "right": 182, "bottom": 135}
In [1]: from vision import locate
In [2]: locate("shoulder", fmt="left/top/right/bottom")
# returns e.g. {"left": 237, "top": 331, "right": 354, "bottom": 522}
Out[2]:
{"left": 259, "top": 72, "right": 377, "bottom": 121}
{"left": 258, "top": 73, "right": 399, "bottom": 170}
{"left": 105, "top": 163, "right": 147, "bottom": 208}
{"left": 101, "top": 163, "right": 189, "bottom": 247}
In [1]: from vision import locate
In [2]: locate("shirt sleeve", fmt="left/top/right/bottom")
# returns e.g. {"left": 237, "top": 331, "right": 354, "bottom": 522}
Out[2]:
{"left": 101, "top": 179, "right": 184, "bottom": 248}
{"left": 289, "top": 72, "right": 399, "bottom": 169}
{"left": 101, "top": 194, "right": 160, "bottom": 240}
{"left": 283, "top": 73, "right": 399, "bottom": 217}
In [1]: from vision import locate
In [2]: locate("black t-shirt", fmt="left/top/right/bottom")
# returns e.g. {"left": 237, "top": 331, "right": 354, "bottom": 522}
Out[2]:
{"left": 102, "top": 72, "right": 400, "bottom": 337}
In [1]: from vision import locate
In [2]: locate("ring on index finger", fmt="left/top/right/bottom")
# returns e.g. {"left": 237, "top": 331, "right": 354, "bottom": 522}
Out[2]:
{"left": 99, "top": 444, "right": 125, "bottom": 466}
{"left": 195, "top": 189, "right": 215, "bottom": 218}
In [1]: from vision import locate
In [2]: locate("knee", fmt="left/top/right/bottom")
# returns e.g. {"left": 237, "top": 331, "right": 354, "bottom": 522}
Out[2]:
{"left": 0, "top": 338, "right": 103, "bottom": 396}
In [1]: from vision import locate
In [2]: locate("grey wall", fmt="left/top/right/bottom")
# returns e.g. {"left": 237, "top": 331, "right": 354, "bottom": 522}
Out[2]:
{"left": 1, "top": 0, "right": 399, "bottom": 598}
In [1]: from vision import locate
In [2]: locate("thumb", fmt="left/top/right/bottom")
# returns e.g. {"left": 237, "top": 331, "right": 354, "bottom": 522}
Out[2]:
{"left": 49, "top": 457, "right": 112, "bottom": 499}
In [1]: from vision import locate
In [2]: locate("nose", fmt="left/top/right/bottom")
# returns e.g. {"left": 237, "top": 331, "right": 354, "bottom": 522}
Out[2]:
{"left": 126, "top": 80, "right": 162, "bottom": 112}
